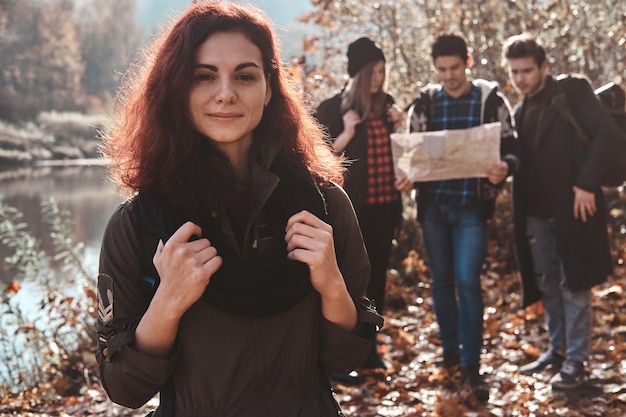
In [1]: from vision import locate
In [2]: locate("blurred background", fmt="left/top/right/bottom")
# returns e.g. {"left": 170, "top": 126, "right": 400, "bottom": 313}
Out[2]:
{"left": 0, "top": 1, "right": 625, "bottom": 415}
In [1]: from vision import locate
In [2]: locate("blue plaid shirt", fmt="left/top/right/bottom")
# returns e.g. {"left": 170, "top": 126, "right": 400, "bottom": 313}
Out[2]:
{"left": 426, "top": 84, "right": 482, "bottom": 207}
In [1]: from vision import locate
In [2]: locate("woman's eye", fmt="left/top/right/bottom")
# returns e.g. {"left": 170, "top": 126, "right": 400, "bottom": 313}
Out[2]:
{"left": 237, "top": 74, "right": 256, "bottom": 81}
{"left": 194, "top": 72, "right": 215, "bottom": 81}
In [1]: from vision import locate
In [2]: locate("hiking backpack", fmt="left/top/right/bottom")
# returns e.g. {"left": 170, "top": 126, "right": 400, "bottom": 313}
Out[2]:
{"left": 555, "top": 75, "right": 626, "bottom": 187}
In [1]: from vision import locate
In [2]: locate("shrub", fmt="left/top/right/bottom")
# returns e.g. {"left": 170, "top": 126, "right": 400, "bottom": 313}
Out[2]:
{"left": 0, "top": 198, "right": 97, "bottom": 396}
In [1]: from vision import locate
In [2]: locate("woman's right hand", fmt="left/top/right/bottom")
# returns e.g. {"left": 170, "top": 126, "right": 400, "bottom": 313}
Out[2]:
{"left": 153, "top": 221, "right": 222, "bottom": 317}
{"left": 135, "top": 222, "right": 222, "bottom": 357}
{"left": 333, "top": 110, "right": 361, "bottom": 152}
{"left": 342, "top": 110, "right": 360, "bottom": 137}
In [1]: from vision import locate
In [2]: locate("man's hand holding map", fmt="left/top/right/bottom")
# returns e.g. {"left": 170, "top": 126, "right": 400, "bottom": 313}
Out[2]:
{"left": 390, "top": 122, "right": 501, "bottom": 182}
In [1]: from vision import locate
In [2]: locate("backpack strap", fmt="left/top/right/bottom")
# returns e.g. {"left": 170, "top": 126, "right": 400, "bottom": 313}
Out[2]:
{"left": 405, "top": 85, "right": 437, "bottom": 133}
{"left": 133, "top": 192, "right": 169, "bottom": 296}
{"left": 551, "top": 80, "right": 592, "bottom": 147}
{"left": 131, "top": 193, "right": 176, "bottom": 417}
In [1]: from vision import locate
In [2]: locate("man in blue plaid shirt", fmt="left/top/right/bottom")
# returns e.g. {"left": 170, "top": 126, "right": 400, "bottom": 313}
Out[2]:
{"left": 406, "top": 33, "right": 519, "bottom": 401}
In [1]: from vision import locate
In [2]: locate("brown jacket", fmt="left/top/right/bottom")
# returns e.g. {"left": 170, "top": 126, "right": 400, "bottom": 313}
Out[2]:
{"left": 96, "top": 169, "right": 379, "bottom": 416}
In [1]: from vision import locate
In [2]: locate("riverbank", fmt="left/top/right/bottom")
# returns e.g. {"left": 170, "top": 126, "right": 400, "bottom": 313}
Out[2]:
{"left": 0, "top": 112, "right": 106, "bottom": 168}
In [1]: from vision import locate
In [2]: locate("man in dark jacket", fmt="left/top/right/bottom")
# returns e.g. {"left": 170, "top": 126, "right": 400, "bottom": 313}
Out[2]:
{"left": 406, "top": 33, "right": 519, "bottom": 402}
{"left": 503, "top": 33, "right": 623, "bottom": 390}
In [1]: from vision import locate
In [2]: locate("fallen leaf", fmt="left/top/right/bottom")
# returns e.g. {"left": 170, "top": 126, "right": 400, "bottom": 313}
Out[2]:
{"left": 5, "top": 279, "right": 21, "bottom": 294}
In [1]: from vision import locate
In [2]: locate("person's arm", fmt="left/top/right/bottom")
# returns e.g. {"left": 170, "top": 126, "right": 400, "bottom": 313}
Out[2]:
{"left": 557, "top": 77, "right": 625, "bottom": 221}
{"left": 96, "top": 203, "right": 174, "bottom": 408}
{"left": 285, "top": 210, "right": 357, "bottom": 330}
{"left": 135, "top": 222, "right": 222, "bottom": 357}
{"left": 96, "top": 205, "right": 221, "bottom": 407}
{"left": 330, "top": 110, "right": 361, "bottom": 153}
{"left": 565, "top": 77, "right": 626, "bottom": 191}
{"left": 286, "top": 185, "right": 382, "bottom": 374}
{"left": 315, "top": 94, "right": 362, "bottom": 153}
{"left": 386, "top": 102, "right": 406, "bottom": 133}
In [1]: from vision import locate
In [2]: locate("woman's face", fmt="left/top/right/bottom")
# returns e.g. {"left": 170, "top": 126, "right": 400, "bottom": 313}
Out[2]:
{"left": 189, "top": 31, "right": 272, "bottom": 157}
{"left": 370, "top": 60, "right": 385, "bottom": 93}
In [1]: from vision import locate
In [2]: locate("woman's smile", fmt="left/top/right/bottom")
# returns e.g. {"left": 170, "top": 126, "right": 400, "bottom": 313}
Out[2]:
{"left": 208, "top": 111, "right": 242, "bottom": 120}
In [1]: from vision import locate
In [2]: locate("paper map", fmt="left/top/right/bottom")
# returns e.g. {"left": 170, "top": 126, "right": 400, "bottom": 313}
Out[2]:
{"left": 390, "top": 122, "right": 501, "bottom": 182}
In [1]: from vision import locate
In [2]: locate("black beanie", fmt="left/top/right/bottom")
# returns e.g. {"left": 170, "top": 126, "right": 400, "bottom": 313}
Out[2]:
{"left": 347, "top": 37, "right": 385, "bottom": 78}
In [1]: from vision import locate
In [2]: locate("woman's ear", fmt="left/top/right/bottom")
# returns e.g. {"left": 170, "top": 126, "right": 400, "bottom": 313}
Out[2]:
{"left": 264, "top": 74, "right": 272, "bottom": 106}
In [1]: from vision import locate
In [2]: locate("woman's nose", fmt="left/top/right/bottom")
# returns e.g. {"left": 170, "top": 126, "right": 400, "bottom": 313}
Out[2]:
{"left": 215, "top": 81, "right": 236, "bottom": 104}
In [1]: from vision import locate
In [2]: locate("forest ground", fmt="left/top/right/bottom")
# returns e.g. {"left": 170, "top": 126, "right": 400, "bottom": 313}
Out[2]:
{"left": 1, "top": 189, "right": 625, "bottom": 417}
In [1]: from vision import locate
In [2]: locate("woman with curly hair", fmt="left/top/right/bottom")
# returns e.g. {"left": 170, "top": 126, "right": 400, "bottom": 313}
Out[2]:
{"left": 95, "top": 2, "right": 382, "bottom": 416}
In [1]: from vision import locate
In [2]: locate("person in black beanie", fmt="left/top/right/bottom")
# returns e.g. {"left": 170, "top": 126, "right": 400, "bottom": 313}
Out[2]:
{"left": 346, "top": 37, "right": 386, "bottom": 78}
{"left": 316, "top": 37, "right": 412, "bottom": 382}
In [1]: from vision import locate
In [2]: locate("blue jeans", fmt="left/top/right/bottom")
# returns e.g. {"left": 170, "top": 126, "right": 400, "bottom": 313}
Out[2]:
{"left": 526, "top": 216, "right": 591, "bottom": 363}
{"left": 421, "top": 202, "right": 487, "bottom": 366}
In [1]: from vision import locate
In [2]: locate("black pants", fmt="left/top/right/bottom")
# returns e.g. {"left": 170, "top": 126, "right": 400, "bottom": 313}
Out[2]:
{"left": 358, "top": 203, "right": 398, "bottom": 314}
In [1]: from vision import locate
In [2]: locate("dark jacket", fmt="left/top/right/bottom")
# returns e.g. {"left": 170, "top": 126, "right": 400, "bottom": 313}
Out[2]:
{"left": 513, "top": 75, "right": 620, "bottom": 307}
{"left": 314, "top": 92, "right": 400, "bottom": 217}
{"left": 406, "top": 79, "right": 519, "bottom": 221}
{"left": 95, "top": 154, "right": 380, "bottom": 416}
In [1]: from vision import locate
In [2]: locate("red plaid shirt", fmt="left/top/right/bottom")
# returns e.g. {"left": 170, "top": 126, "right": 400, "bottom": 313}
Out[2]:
{"left": 364, "top": 113, "right": 398, "bottom": 204}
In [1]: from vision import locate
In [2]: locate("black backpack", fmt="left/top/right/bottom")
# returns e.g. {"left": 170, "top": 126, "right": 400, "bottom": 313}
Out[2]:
{"left": 596, "top": 81, "right": 626, "bottom": 112}
{"left": 554, "top": 75, "right": 626, "bottom": 187}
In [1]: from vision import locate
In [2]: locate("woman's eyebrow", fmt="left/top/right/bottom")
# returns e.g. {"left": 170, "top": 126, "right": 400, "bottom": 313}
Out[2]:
{"left": 194, "top": 62, "right": 262, "bottom": 71}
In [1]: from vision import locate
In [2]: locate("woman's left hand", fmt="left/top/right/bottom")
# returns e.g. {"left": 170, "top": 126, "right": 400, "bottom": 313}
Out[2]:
{"left": 286, "top": 210, "right": 358, "bottom": 330}
{"left": 285, "top": 210, "right": 343, "bottom": 296}
{"left": 386, "top": 104, "right": 405, "bottom": 129}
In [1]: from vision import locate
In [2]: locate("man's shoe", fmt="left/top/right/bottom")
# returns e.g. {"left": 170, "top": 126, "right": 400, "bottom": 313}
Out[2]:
{"left": 461, "top": 364, "right": 489, "bottom": 402}
{"left": 519, "top": 351, "right": 565, "bottom": 375}
{"left": 551, "top": 360, "right": 586, "bottom": 390}
{"left": 437, "top": 350, "right": 461, "bottom": 369}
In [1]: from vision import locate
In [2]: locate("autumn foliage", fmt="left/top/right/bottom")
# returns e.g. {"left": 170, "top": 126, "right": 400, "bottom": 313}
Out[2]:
{"left": 299, "top": 0, "right": 625, "bottom": 109}
{"left": 1, "top": 184, "right": 626, "bottom": 416}
{"left": 0, "top": 0, "right": 625, "bottom": 415}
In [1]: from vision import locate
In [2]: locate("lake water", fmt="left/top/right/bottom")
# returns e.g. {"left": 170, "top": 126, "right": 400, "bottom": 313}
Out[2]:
{"left": 0, "top": 163, "right": 124, "bottom": 283}
{"left": 0, "top": 163, "right": 128, "bottom": 391}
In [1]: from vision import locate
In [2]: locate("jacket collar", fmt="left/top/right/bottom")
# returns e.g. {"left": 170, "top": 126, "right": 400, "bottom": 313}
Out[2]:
{"left": 221, "top": 135, "right": 281, "bottom": 254}
{"left": 515, "top": 75, "right": 558, "bottom": 148}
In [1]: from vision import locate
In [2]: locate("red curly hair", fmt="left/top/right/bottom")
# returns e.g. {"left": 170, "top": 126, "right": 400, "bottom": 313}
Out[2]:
{"left": 102, "top": 1, "right": 343, "bottom": 211}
